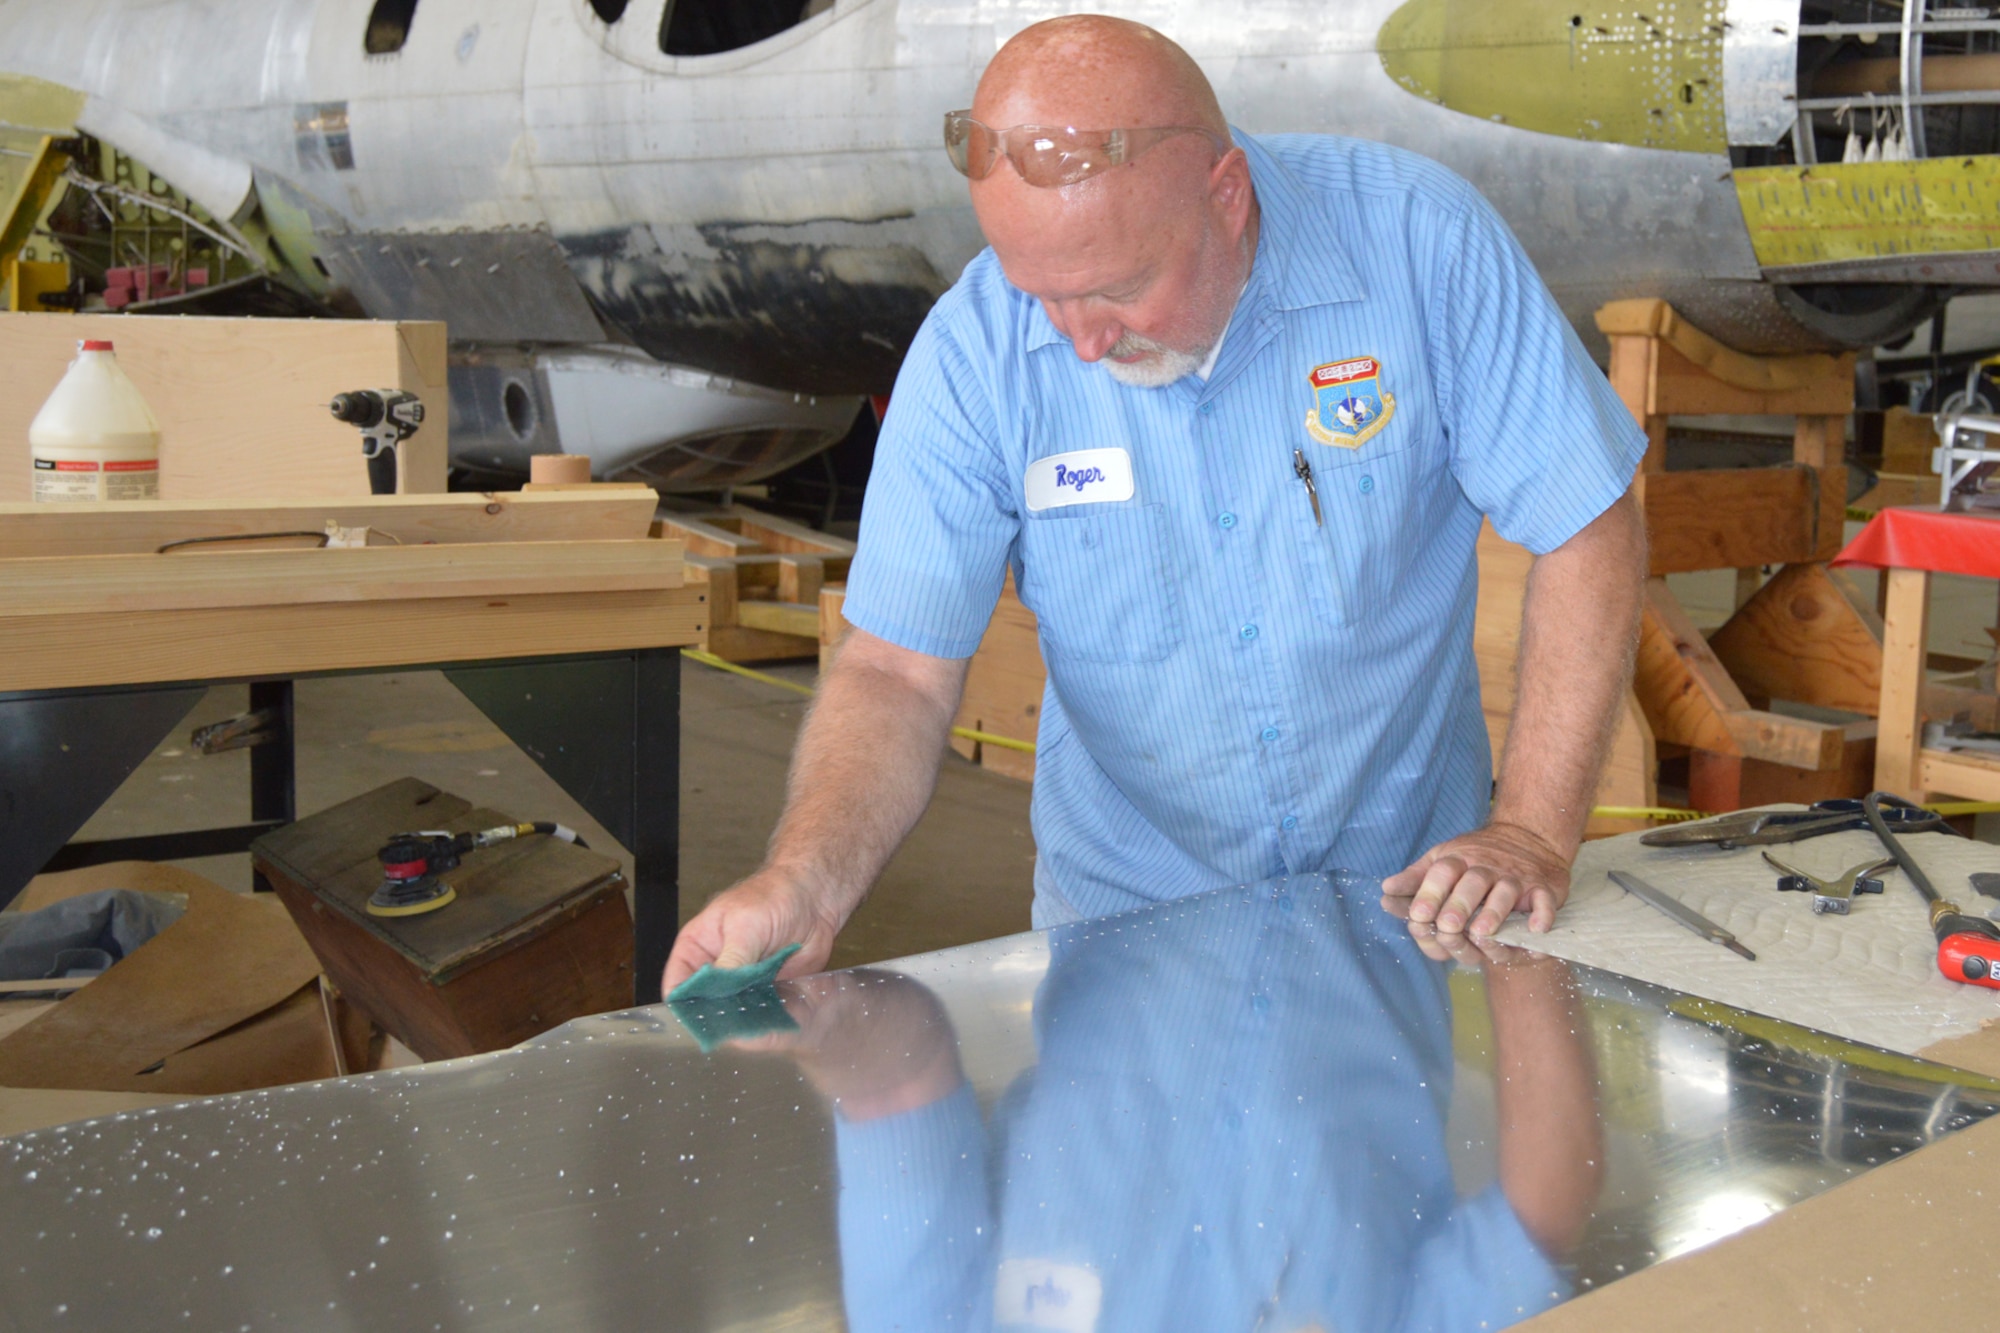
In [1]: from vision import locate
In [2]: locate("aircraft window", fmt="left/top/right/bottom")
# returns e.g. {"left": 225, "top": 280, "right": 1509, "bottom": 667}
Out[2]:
{"left": 364, "top": 0, "right": 418, "bottom": 54}
{"left": 589, "top": 0, "right": 629, "bottom": 22}
{"left": 659, "top": 0, "right": 829, "bottom": 56}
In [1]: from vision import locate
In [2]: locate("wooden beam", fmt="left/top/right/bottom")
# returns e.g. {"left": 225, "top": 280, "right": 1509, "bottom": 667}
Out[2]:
{"left": 1644, "top": 468, "right": 1820, "bottom": 575}
{"left": 1919, "top": 749, "right": 2000, "bottom": 803}
{"left": 1876, "top": 566, "right": 1932, "bottom": 798}
{"left": 0, "top": 539, "right": 683, "bottom": 617}
{"left": 1709, "top": 562, "right": 1884, "bottom": 715}
{"left": 654, "top": 515, "right": 767, "bottom": 558}
{"left": 0, "top": 587, "right": 706, "bottom": 691}
{"left": 819, "top": 583, "right": 850, "bottom": 673}
{"left": 734, "top": 600, "right": 821, "bottom": 638}
{"left": 0, "top": 488, "right": 659, "bottom": 559}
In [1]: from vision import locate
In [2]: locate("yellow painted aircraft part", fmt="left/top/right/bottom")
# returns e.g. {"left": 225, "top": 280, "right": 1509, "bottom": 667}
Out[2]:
{"left": 1733, "top": 157, "right": 2000, "bottom": 268}
{"left": 1377, "top": 0, "right": 1726, "bottom": 154}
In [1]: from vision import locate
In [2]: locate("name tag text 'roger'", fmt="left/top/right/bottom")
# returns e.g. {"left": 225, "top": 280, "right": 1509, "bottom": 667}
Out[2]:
{"left": 1023, "top": 448, "right": 1136, "bottom": 512}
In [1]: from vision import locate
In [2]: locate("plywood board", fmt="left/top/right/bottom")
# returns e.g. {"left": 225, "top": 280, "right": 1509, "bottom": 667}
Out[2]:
{"left": 0, "top": 313, "right": 448, "bottom": 501}
{"left": 1709, "top": 562, "right": 1884, "bottom": 714}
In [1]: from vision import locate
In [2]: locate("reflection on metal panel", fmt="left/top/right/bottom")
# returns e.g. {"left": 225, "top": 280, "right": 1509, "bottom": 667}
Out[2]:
{"left": 1722, "top": 0, "right": 1798, "bottom": 147}
{"left": 2, "top": 874, "right": 1994, "bottom": 1329}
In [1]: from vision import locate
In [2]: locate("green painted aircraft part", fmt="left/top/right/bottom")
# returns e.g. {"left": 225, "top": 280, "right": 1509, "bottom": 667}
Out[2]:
{"left": 1377, "top": 0, "right": 1728, "bottom": 155}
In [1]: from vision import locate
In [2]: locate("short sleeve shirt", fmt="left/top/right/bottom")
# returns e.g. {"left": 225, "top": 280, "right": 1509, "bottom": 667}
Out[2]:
{"left": 843, "top": 132, "right": 1646, "bottom": 923}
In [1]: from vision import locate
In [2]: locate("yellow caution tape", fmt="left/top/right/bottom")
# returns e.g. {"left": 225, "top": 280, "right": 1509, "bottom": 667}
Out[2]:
{"left": 1591, "top": 806, "right": 1709, "bottom": 822}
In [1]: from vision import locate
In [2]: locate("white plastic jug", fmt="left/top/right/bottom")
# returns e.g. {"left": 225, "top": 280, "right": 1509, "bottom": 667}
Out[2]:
{"left": 28, "top": 339, "right": 162, "bottom": 502}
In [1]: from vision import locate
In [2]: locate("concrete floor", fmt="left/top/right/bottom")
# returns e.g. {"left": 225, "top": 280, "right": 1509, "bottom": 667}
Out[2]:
{"left": 70, "top": 658, "right": 1036, "bottom": 977}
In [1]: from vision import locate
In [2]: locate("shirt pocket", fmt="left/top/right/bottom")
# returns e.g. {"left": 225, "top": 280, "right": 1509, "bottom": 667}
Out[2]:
{"left": 1020, "top": 503, "right": 1183, "bottom": 664}
{"left": 1294, "top": 436, "right": 1427, "bottom": 629}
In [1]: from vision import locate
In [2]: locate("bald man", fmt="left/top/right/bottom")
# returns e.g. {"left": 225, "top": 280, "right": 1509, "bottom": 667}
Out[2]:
{"left": 663, "top": 16, "right": 1646, "bottom": 993}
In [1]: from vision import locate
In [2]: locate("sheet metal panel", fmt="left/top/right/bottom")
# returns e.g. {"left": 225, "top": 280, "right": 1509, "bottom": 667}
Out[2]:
{"left": 1, "top": 872, "right": 1994, "bottom": 1329}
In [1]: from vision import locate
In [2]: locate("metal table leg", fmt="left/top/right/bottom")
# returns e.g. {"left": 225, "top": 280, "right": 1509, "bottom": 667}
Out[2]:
{"left": 447, "top": 650, "right": 682, "bottom": 1005}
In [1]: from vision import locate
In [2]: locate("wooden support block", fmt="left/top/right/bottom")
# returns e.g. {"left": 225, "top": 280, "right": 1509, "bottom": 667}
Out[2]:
{"left": 1643, "top": 468, "right": 1822, "bottom": 575}
{"left": 1689, "top": 721, "right": 1876, "bottom": 811}
{"left": 1636, "top": 579, "right": 1749, "bottom": 754}
{"left": 0, "top": 488, "right": 660, "bottom": 559}
{"left": 952, "top": 576, "right": 1045, "bottom": 782}
{"left": 1709, "top": 562, "right": 1884, "bottom": 715}
{"left": 0, "top": 313, "right": 450, "bottom": 500}
{"left": 735, "top": 600, "right": 821, "bottom": 638}
{"left": 1881, "top": 407, "right": 1937, "bottom": 475}
{"left": 778, "top": 555, "right": 824, "bottom": 607}
{"left": 820, "top": 583, "right": 850, "bottom": 673}
{"left": 655, "top": 515, "right": 767, "bottom": 558}
{"left": 1876, "top": 566, "right": 1933, "bottom": 798}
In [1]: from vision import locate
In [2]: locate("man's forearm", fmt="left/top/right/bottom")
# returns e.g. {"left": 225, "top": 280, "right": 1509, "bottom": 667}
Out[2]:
{"left": 764, "top": 631, "right": 972, "bottom": 925}
{"left": 1492, "top": 493, "right": 1646, "bottom": 859}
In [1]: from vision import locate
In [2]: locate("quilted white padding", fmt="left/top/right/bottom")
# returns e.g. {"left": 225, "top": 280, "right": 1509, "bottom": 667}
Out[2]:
{"left": 1490, "top": 812, "right": 2000, "bottom": 1056}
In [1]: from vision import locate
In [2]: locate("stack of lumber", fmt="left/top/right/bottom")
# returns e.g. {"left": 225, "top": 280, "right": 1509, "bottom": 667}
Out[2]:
{"left": 0, "top": 485, "right": 702, "bottom": 690}
{"left": 655, "top": 506, "right": 853, "bottom": 662}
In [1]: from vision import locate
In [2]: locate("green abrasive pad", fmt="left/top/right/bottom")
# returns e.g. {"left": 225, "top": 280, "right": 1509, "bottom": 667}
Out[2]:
{"left": 666, "top": 942, "right": 803, "bottom": 1002}
{"left": 667, "top": 989, "right": 800, "bottom": 1054}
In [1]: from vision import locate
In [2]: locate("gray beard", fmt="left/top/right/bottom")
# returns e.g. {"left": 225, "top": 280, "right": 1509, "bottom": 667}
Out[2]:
{"left": 1100, "top": 331, "right": 1210, "bottom": 388}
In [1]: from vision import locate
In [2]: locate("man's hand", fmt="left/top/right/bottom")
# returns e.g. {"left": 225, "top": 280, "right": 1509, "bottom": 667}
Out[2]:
{"left": 1380, "top": 819, "right": 1571, "bottom": 936}
{"left": 663, "top": 867, "right": 839, "bottom": 994}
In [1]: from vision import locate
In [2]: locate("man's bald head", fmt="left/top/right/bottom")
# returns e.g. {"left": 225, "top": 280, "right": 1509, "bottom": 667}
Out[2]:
{"left": 964, "top": 16, "right": 1257, "bottom": 386}
{"left": 971, "top": 15, "right": 1226, "bottom": 142}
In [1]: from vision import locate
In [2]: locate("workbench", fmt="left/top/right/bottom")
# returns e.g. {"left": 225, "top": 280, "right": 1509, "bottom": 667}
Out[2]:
{"left": 0, "top": 490, "right": 706, "bottom": 1003}
{"left": 1, "top": 866, "right": 1995, "bottom": 1327}
{"left": 1835, "top": 506, "right": 2000, "bottom": 803}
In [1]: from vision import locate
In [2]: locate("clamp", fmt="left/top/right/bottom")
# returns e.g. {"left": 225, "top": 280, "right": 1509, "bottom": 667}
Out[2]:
{"left": 1762, "top": 851, "right": 1896, "bottom": 915}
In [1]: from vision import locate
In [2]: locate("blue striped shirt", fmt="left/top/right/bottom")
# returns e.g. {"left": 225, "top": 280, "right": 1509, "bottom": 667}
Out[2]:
{"left": 845, "top": 132, "right": 1645, "bottom": 923}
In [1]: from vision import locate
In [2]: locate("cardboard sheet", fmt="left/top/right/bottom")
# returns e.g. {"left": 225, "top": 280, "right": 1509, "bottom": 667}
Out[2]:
{"left": 0, "top": 862, "right": 323, "bottom": 1092}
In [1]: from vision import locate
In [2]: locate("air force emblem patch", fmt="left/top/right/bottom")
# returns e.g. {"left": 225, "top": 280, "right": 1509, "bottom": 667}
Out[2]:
{"left": 1304, "top": 356, "right": 1395, "bottom": 449}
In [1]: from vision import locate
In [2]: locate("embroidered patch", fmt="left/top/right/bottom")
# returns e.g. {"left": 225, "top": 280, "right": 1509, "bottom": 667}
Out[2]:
{"left": 1304, "top": 355, "right": 1396, "bottom": 449}
{"left": 1024, "top": 448, "right": 1135, "bottom": 512}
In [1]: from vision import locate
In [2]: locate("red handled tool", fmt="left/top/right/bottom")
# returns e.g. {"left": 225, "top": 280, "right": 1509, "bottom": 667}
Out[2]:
{"left": 1861, "top": 792, "right": 2000, "bottom": 989}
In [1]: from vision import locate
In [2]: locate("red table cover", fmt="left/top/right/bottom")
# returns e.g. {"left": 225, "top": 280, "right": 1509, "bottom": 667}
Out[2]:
{"left": 1833, "top": 506, "right": 2000, "bottom": 579}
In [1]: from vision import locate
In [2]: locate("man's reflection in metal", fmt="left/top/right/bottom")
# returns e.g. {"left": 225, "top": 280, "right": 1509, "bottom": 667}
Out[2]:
{"left": 747, "top": 873, "right": 1604, "bottom": 1332}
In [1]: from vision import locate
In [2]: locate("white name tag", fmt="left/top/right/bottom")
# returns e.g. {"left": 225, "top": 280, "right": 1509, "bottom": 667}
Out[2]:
{"left": 994, "top": 1258, "right": 1102, "bottom": 1332}
{"left": 1023, "top": 448, "right": 1135, "bottom": 512}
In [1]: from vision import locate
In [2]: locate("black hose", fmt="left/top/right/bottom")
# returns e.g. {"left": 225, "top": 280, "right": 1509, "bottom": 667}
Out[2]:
{"left": 1864, "top": 790, "right": 1940, "bottom": 904}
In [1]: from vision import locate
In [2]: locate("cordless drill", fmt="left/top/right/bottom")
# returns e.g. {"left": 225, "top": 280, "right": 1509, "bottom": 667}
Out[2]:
{"left": 329, "top": 389, "right": 424, "bottom": 495}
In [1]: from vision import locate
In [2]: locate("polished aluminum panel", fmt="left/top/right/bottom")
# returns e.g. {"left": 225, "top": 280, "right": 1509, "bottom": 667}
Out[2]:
{"left": 1, "top": 874, "right": 1994, "bottom": 1330}
{"left": 1723, "top": 0, "right": 1800, "bottom": 147}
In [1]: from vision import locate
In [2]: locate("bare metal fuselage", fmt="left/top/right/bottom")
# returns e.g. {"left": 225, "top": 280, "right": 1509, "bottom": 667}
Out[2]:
{"left": 2, "top": 0, "right": 1990, "bottom": 474}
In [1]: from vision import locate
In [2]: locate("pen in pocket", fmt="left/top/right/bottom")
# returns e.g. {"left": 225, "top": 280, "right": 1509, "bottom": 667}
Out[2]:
{"left": 1292, "top": 448, "right": 1323, "bottom": 527}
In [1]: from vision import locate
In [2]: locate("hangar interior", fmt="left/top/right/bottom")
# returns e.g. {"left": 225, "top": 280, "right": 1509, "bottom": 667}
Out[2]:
{"left": 5, "top": 0, "right": 2000, "bottom": 1327}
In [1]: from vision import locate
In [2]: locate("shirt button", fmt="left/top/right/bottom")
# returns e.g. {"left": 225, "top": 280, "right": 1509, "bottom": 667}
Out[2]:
{"left": 1199, "top": 401, "right": 1214, "bottom": 415}
{"left": 1280, "top": 815, "right": 1298, "bottom": 831}
{"left": 1260, "top": 726, "right": 1280, "bottom": 743}
{"left": 1359, "top": 474, "right": 1375, "bottom": 494}
{"left": 1239, "top": 624, "right": 1258, "bottom": 641}
{"left": 1250, "top": 994, "right": 1271, "bottom": 1014}
{"left": 1218, "top": 511, "right": 1237, "bottom": 530}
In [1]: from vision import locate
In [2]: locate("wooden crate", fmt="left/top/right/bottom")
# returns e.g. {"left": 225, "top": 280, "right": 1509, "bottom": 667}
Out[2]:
{"left": 252, "top": 778, "right": 634, "bottom": 1061}
{"left": 658, "top": 505, "right": 854, "bottom": 662}
{"left": 1, "top": 312, "right": 449, "bottom": 500}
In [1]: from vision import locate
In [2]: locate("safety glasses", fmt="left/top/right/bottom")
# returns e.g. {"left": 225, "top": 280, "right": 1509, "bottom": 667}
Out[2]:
{"left": 943, "top": 110, "right": 1228, "bottom": 188}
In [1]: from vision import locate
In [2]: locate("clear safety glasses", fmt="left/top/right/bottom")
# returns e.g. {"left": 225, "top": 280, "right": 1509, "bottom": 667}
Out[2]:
{"left": 943, "top": 110, "right": 1228, "bottom": 188}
